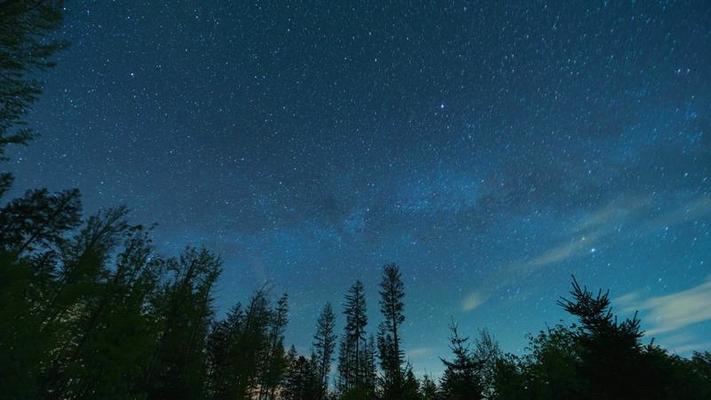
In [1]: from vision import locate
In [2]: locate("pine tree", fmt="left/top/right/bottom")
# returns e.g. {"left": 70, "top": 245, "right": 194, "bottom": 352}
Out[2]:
{"left": 440, "top": 323, "right": 483, "bottom": 400}
{"left": 40, "top": 210, "right": 161, "bottom": 399}
{"left": 142, "top": 247, "right": 221, "bottom": 400}
{"left": 235, "top": 290, "right": 273, "bottom": 399}
{"left": 259, "top": 293, "right": 289, "bottom": 400}
{"left": 283, "top": 353, "right": 320, "bottom": 400}
{"left": 378, "top": 263, "right": 406, "bottom": 399}
{"left": 402, "top": 366, "right": 421, "bottom": 400}
{"left": 420, "top": 375, "right": 439, "bottom": 400}
{"left": 0, "top": 4, "right": 71, "bottom": 397}
{"left": 206, "top": 304, "right": 244, "bottom": 400}
{"left": 472, "top": 329, "right": 502, "bottom": 399}
{"left": 491, "top": 354, "right": 526, "bottom": 400}
{"left": 338, "top": 280, "right": 368, "bottom": 394}
{"left": 313, "top": 302, "right": 337, "bottom": 399}
{"left": 0, "top": 1, "right": 65, "bottom": 194}
{"left": 362, "top": 334, "right": 378, "bottom": 399}
{"left": 557, "top": 276, "right": 654, "bottom": 399}
{"left": 339, "top": 281, "right": 368, "bottom": 389}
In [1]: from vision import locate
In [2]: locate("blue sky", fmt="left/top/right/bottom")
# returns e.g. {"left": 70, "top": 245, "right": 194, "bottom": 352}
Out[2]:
{"left": 9, "top": 0, "right": 711, "bottom": 377}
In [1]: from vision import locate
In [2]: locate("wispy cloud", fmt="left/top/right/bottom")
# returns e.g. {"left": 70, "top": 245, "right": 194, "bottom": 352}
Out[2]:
{"left": 460, "top": 194, "right": 711, "bottom": 312}
{"left": 407, "top": 347, "right": 434, "bottom": 359}
{"left": 653, "top": 332, "right": 711, "bottom": 354}
{"left": 523, "top": 232, "right": 602, "bottom": 269}
{"left": 617, "top": 277, "right": 711, "bottom": 336}
{"left": 461, "top": 291, "right": 488, "bottom": 311}
{"left": 512, "top": 195, "right": 648, "bottom": 272}
{"left": 516, "top": 194, "right": 711, "bottom": 272}
{"left": 667, "top": 341, "right": 711, "bottom": 354}
{"left": 643, "top": 195, "right": 711, "bottom": 233}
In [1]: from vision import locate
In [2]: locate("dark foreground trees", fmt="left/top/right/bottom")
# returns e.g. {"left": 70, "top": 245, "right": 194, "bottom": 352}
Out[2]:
{"left": 440, "top": 324, "right": 484, "bottom": 400}
{"left": 1, "top": 3, "right": 710, "bottom": 400}
{"left": 377, "top": 264, "right": 407, "bottom": 400}
{"left": 489, "top": 278, "right": 711, "bottom": 400}
{"left": 312, "top": 302, "right": 337, "bottom": 399}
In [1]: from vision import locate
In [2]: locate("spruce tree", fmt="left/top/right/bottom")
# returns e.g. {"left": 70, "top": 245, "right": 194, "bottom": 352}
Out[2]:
{"left": 235, "top": 290, "right": 273, "bottom": 399}
{"left": 378, "top": 263, "right": 406, "bottom": 399}
{"left": 472, "top": 329, "right": 502, "bottom": 399}
{"left": 283, "top": 353, "right": 320, "bottom": 400}
{"left": 420, "top": 375, "right": 439, "bottom": 400}
{"left": 206, "top": 304, "right": 245, "bottom": 400}
{"left": 142, "top": 247, "right": 221, "bottom": 400}
{"left": 440, "top": 323, "right": 483, "bottom": 400}
{"left": 337, "top": 335, "right": 353, "bottom": 394}
{"left": 0, "top": 0, "right": 65, "bottom": 186}
{"left": 40, "top": 209, "right": 160, "bottom": 399}
{"left": 313, "top": 302, "right": 337, "bottom": 399}
{"left": 259, "top": 293, "right": 289, "bottom": 400}
{"left": 338, "top": 280, "right": 368, "bottom": 396}
{"left": 362, "top": 334, "right": 378, "bottom": 399}
{"left": 402, "top": 366, "right": 421, "bottom": 400}
{"left": 557, "top": 276, "right": 654, "bottom": 399}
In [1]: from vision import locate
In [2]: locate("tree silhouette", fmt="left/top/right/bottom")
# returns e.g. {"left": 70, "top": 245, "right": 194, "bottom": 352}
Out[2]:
{"left": 0, "top": 0, "right": 65, "bottom": 177}
{"left": 283, "top": 351, "right": 320, "bottom": 400}
{"left": 378, "top": 263, "right": 406, "bottom": 400}
{"left": 313, "top": 302, "right": 337, "bottom": 399}
{"left": 440, "top": 323, "right": 483, "bottom": 400}
{"left": 338, "top": 280, "right": 368, "bottom": 396}
{"left": 472, "top": 329, "right": 502, "bottom": 399}
{"left": 420, "top": 374, "right": 439, "bottom": 400}
{"left": 259, "top": 293, "right": 289, "bottom": 400}
{"left": 142, "top": 247, "right": 221, "bottom": 400}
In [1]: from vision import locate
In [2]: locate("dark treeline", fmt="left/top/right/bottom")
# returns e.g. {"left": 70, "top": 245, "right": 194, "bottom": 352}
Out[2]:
{"left": 1, "top": 3, "right": 710, "bottom": 400}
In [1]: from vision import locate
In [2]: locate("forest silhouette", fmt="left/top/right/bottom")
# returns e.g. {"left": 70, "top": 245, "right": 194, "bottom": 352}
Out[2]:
{"left": 1, "top": 3, "right": 709, "bottom": 400}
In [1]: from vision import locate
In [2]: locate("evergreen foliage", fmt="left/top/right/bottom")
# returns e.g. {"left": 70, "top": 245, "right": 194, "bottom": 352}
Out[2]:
{"left": 377, "top": 263, "right": 406, "bottom": 400}
{"left": 313, "top": 302, "right": 337, "bottom": 399}
{"left": 1, "top": 5, "right": 710, "bottom": 399}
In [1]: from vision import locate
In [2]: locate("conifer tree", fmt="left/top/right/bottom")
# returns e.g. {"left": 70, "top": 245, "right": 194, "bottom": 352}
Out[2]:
{"left": 235, "top": 290, "right": 273, "bottom": 399}
{"left": 378, "top": 263, "right": 406, "bottom": 399}
{"left": 557, "top": 276, "right": 655, "bottom": 399}
{"left": 402, "top": 366, "right": 421, "bottom": 400}
{"left": 142, "top": 247, "right": 221, "bottom": 400}
{"left": 440, "top": 323, "right": 483, "bottom": 400}
{"left": 313, "top": 302, "right": 337, "bottom": 399}
{"left": 283, "top": 353, "right": 320, "bottom": 400}
{"left": 40, "top": 209, "right": 160, "bottom": 399}
{"left": 0, "top": 4, "right": 71, "bottom": 396}
{"left": 0, "top": 0, "right": 65, "bottom": 192}
{"left": 259, "top": 293, "right": 289, "bottom": 400}
{"left": 337, "top": 334, "right": 353, "bottom": 394}
{"left": 472, "top": 329, "right": 502, "bottom": 399}
{"left": 362, "top": 334, "right": 379, "bottom": 399}
{"left": 206, "top": 304, "right": 245, "bottom": 400}
{"left": 338, "top": 280, "right": 368, "bottom": 394}
{"left": 420, "top": 375, "right": 439, "bottom": 400}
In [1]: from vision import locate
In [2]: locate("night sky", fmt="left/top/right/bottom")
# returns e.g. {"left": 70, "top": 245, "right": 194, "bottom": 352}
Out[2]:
{"left": 9, "top": 1, "right": 711, "bottom": 376}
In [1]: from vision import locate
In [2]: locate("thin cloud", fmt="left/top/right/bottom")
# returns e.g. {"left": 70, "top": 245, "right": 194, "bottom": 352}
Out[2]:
{"left": 643, "top": 195, "right": 711, "bottom": 233}
{"left": 460, "top": 194, "right": 711, "bottom": 312}
{"left": 524, "top": 231, "right": 602, "bottom": 269}
{"left": 653, "top": 332, "right": 711, "bottom": 355}
{"left": 514, "top": 195, "right": 648, "bottom": 272}
{"left": 461, "top": 291, "right": 488, "bottom": 312}
{"left": 614, "top": 290, "right": 642, "bottom": 307}
{"left": 668, "top": 341, "right": 711, "bottom": 354}
{"left": 516, "top": 194, "right": 710, "bottom": 273}
{"left": 406, "top": 347, "right": 434, "bottom": 359}
{"left": 617, "top": 278, "right": 711, "bottom": 336}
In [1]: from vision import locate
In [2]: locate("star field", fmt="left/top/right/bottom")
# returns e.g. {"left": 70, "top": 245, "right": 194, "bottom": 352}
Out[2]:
{"left": 10, "top": 1, "right": 711, "bottom": 375}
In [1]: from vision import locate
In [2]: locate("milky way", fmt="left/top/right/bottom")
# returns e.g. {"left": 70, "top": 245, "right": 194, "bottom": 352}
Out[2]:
{"left": 10, "top": 1, "right": 711, "bottom": 375}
